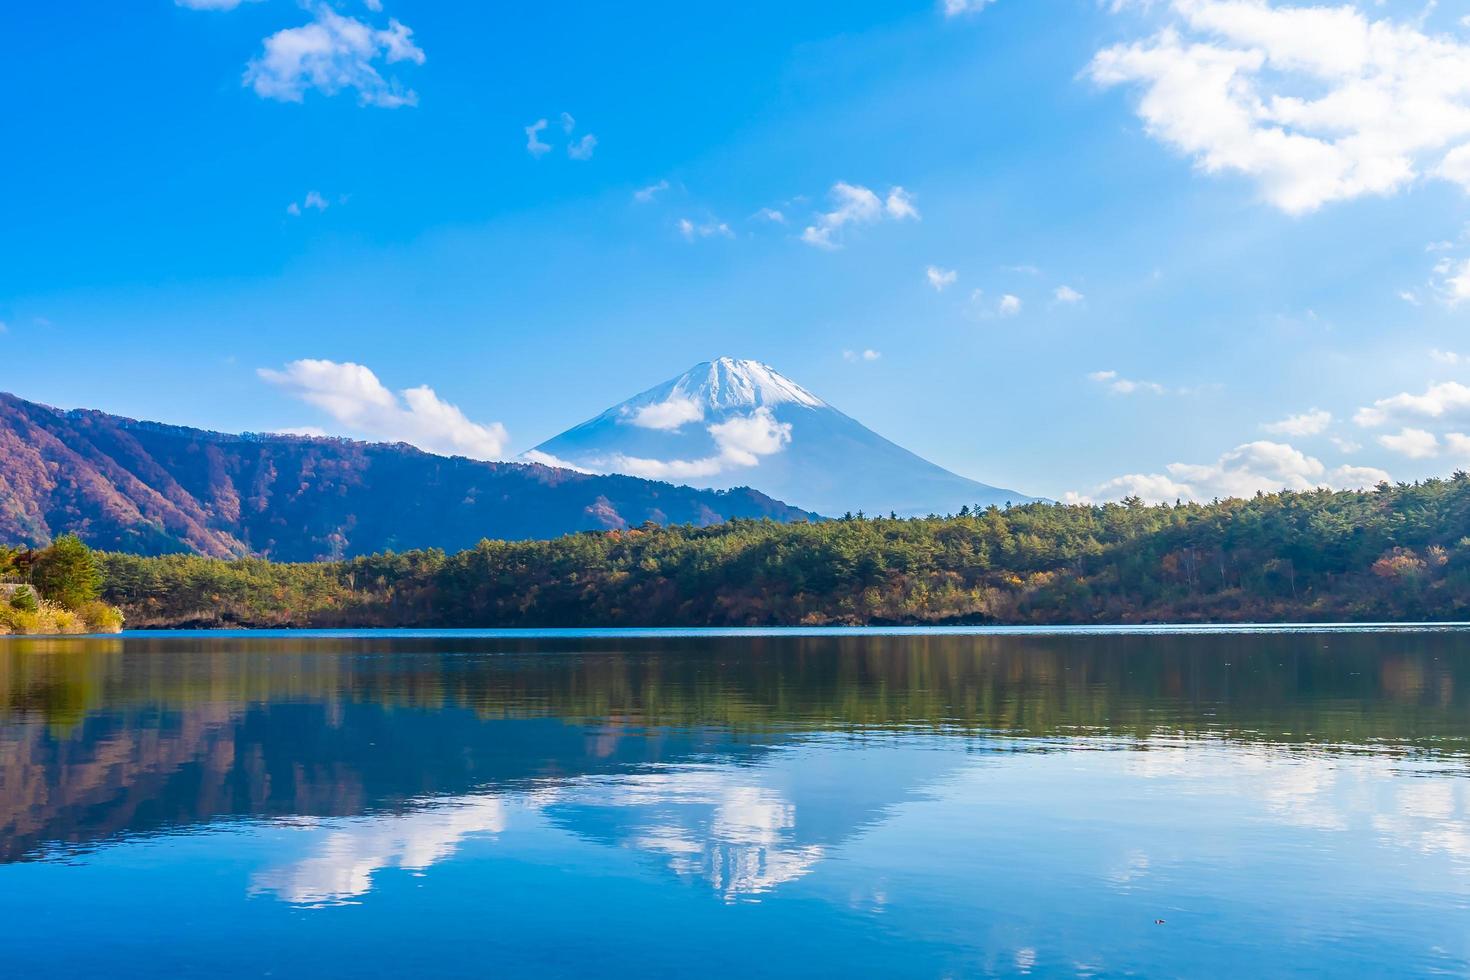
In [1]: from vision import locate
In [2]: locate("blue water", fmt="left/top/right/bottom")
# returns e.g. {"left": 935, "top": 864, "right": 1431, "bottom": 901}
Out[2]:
{"left": 2, "top": 629, "right": 1468, "bottom": 976}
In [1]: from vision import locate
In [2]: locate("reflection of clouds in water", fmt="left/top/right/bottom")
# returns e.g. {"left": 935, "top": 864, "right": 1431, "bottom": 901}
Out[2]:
{"left": 550, "top": 767, "right": 825, "bottom": 902}
{"left": 250, "top": 797, "right": 508, "bottom": 906}
{"left": 1125, "top": 740, "right": 1470, "bottom": 862}
{"left": 1373, "top": 780, "right": 1470, "bottom": 862}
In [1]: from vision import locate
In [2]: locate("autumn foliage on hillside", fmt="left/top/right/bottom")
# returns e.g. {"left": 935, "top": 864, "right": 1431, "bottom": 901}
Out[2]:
{"left": 92, "top": 476, "right": 1470, "bottom": 628}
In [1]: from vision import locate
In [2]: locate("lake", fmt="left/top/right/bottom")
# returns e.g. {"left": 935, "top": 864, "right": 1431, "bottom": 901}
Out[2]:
{"left": 2, "top": 628, "right": 1468, "bottom": 977}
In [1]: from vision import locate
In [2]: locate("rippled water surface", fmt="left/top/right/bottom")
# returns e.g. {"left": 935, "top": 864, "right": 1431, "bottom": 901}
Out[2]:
{"left": 2, "top": 629, "right": 1469, "bottom": 977}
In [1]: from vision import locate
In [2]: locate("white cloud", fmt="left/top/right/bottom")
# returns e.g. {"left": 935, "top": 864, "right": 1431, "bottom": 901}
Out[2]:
{"left": 1433, "top": 256, "right": 1470, "bottom": 304}
{"left": 1091, "top": 1, "right": 1470, "bottom": 214}
{"left": 607, "top": 408, "right": 793, "bottom": 482}
{"left": 754, "top": 207, "right": 786, "bottom": 224}
{"left": 286, "top": 190, "right": 330, "bottom": 216}
{"left": 559, "top": 112, "right": 577, "bottom": 134}
{"left": 623, "top": 395, "right": 705, "bottom": 431}
{"left": 568, "top": 134, "right": 597, "bottom": 161}
{"left": 942, "top": 0, "right": 996, "bottom": 14}
{"left": 1054, "top": 285, "right": 1085, "bottom": 304}
{"left": 633, "top": 180, "right": 669, "bottom": 204}
{"left": 1379, "top": 426, "right": 1440, "bottom": 459}
{"left": 364, "top": 0, "right": 383, "bottom": 10}
{"left": 176, "top": 0, "right": 253, "bottom": 9}
{"left": 1085, "top": 440, "right": 1389, "bottom": 503}
{"left": 525, "top": 119, "right": 551, "bottom": 157}
{"left": 258, "top": 359, "right": 509, "bottom": 460}
{"left": 1399, "top": 290, "right": 1422, "bottom": 306}
{"left": 1354, "top": 381, "right": 1470, "bottom": 428}
{"left": 997, "top": 294, "right": 1022, "bottom": 316}
{"left": 1262, "top": 408, "right": 1330, "bottom": 436}
{"left": 926, "top": 266, "right": 958, "bottom": 291}
{"left": 800, "top": 182, "right": 919, "bottom": 249}
{"left": 244, "top": 5, "right": 424, "bottom": 108}
{"left": 678, "top": 218, "right": 732, "bottom": 241}
{"left": 1088, "top": 369, "right": 1166, "bottom": 395}
{"left": 843, "top": 349, "right": 881, "bottom": 362}
{"left": 1444, "top": 432, "right": 1470, "bottom": 460}
{"left": 1330, "top": 435, "right": 1362, "bottom": 453}
{"left": 1431, "top": 348, "right": 1466, "bottom": 365}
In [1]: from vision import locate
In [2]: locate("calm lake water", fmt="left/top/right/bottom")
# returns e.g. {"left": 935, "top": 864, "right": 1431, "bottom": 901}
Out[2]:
{"left": 2, "top": 628, "right": 1469, "bottom": 977}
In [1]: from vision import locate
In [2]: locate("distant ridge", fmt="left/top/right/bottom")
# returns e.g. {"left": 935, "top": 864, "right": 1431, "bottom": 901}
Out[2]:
{"left": 0, "top": 392, "right": 816, "bottom": 560}
{"left": 530, "top": 357, "right": 1036, "bottom": 517}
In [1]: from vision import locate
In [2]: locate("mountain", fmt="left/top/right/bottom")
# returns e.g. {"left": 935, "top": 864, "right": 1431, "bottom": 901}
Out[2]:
{"left": 529, "top": 357, "right": 1035, "bottom": 517}
{"left": 0, "top": 392, "right": 816, "bottom": 560}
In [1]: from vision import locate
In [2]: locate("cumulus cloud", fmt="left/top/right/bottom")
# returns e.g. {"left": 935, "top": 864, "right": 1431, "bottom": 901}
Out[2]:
{"left": 997, "top": 294, "right": 1022, "bottom": 316}
{"left": 800, "top": 182, "right": 919, "bottom": 249}
{"left": 1089, "top": 369, "right": 1166, "bottom": 395}
{"left": 525, "top": 119, "right": 551, "bottom": 157}
{"left": 1262, "top": 408, "right": 1331, "bottom": 436}
{"left": 1431, "top": 348, "right": 1467, "bottom": 366}
{"left": 1354, "top": 381, "right": 1470, "bottom": 428}
{"left": 244, "top": 5, "right": 424, "bottom": 108}
{"left": 1081, "top": 440, "right": 1389, "bottom": 503}
{"left": 607, "top": 408, "right": 793, "bottom": 482}
{"left": 926, "top": 266, "right": 958, "bottom": 291}
{"left": 843, "top": 349, "right": 881, "bottom": 362}
{"left": 1054, "top": 285, "right": 1085, "bottom": 304}
{"left": 1379, "top": 427, "right": 1440, "bottom": 459}
{"left": 633, "top": 180, "right": 669, "bottom": 204}
{"left": 1090, "top": 0, "right": 1470, "bottom": 214}
{"left": 623, "top": 395, "right": 705, "bottom": 431}
{"left": 258, "top": 359, "right": 509, "bottom": 460}
{"left": 1433, "top": 256, "right": 1470, "bottom": 304}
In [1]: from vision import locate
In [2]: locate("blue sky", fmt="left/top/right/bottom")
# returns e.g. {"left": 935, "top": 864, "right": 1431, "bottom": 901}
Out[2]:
{"left": 6, "top": 0, "right": 1470, "bottom": 502}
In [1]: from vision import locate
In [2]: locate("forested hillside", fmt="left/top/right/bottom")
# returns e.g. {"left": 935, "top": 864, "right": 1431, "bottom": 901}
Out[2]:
{"left": 88, "top": 477, "right": 1470, "bottom": 627}
{"left": 0, "top": 392, "right": 814, "bottom": 560}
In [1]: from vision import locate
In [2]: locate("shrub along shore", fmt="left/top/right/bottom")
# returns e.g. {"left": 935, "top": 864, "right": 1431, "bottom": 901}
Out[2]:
{"left": 1, "top": 536, "right": 124, "bottom": 635}
{"left": 38, "top": 476, "right": 1470, "bottom": 630}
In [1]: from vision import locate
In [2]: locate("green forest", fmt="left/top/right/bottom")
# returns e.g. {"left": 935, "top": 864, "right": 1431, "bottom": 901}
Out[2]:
{"left": 70, "top": 476, "right": 1470, "bottom": 628}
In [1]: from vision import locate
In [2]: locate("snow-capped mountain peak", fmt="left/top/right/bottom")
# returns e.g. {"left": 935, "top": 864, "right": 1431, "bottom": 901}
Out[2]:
{"left": 665, "top": 358, "right": 825, "bottom": 411}
{"left": 530, "top": 358, "right": 1035, "bottom": 517}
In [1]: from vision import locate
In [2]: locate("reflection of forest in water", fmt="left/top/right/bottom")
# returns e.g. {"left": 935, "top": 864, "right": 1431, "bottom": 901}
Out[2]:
{"left": 2, "top": 632, "right": 1468, "bottom": 868}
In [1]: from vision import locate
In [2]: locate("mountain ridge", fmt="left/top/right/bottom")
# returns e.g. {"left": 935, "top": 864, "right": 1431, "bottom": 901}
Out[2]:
{"left": 0, "top": 391, "right": 816, "bottom": 560}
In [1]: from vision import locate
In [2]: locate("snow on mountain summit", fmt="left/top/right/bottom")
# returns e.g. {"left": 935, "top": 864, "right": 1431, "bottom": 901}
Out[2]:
{"left": 668, "top": 358, "right": 826, "bottom": 410}
{"left": 530, "top": 358, "right": 1035, "bottom": 516}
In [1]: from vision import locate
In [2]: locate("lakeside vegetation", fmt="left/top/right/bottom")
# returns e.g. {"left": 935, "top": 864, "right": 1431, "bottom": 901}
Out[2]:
{"left": 63, "top": 476, "right": 1470, "bottom": 628}
{"left": 0, "top": 536, "right": 124, "bottom": 636}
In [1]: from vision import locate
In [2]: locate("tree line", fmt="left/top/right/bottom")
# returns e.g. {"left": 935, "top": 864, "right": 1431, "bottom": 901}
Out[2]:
{"left": 1, "top": 535, "right": 124, "bottom": 634}
{"left": 81, "top": 476, "right": 1470, "bottom": 628}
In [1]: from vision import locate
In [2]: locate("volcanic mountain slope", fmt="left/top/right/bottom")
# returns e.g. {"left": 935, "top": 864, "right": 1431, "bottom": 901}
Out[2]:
{"left": 0, "top": 392, "right": 815, "bottom": 560}
{"left": 530, "top": 358, "right": 1035, "bottom": 517}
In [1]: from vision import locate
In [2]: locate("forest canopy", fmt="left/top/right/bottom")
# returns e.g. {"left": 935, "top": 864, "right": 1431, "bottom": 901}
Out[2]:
{"left": 77, "top": 476, "right": 1470, "bottom": 628}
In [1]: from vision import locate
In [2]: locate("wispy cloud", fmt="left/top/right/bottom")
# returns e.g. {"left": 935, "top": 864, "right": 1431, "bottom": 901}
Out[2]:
{"left": 244, "top": 5, "right": 424, "bottom": 108}
{"left": 525, "top": 119, "right": 551, "bottom": 157}
{"left": 633, "top": 180, "right": 669, "bottom": 204}
{"left": 285, "top": 190, "right": 330, "bottom": 216}
{"left": 1053, "top": 285, "right": 1084, "bottom": 304}
{"left": 941, "top": 0, "right": 996, "bottom": 17}
{"left": 1088, "top": 370, "right": 1165, "bottom": 395}
{"left": 1263, "top": 408, "right": 1331, "bottom": 437}
{"left": 800, "top": 182, "right": 919, "bottom": 249}
{"left": 843, "top": 349, "right": 881, "bottom": 362}
{"left": 678, "top": 218, "right": 732, "bottom": 241}
{"left": 259, "top": 359, "right": 509, "bottom": 459}
{"left": 568, "top": 134, "right": 597, "bottom": 160}
{"left": 926, "top": 266, "right": 957, "bottom": 291}
{"left": 997, "top": 294, "right": 1022, "bottom": 317}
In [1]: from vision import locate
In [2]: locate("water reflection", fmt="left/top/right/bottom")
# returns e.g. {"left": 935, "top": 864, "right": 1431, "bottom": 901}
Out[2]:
{"left": 2, "top": 632, "right": 1470, "bottom": 976}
